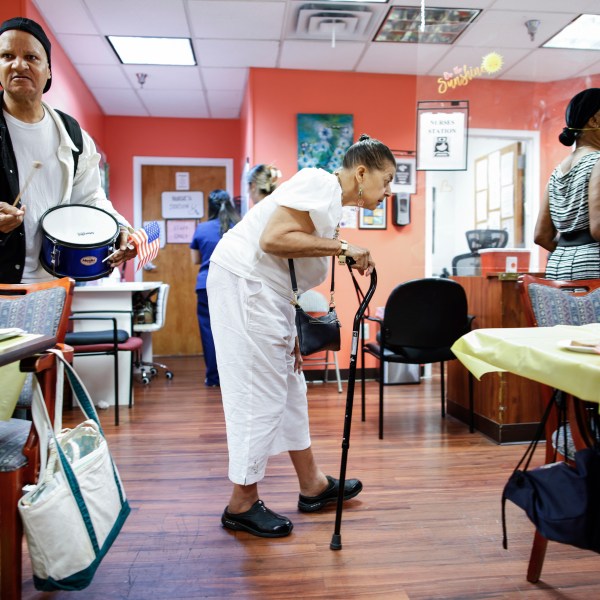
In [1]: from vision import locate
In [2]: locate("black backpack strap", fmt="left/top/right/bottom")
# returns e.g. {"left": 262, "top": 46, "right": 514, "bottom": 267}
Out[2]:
{"left": 55, "top": 109, "right": 83, "bottom": 177}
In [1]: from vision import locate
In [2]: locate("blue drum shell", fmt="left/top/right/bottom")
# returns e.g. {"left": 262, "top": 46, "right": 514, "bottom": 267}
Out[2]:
{"left": 40, "top": 236, "right": 116, "bottom": 281}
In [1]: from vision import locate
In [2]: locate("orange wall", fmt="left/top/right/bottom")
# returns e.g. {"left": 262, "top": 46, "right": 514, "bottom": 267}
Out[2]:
{"left": 246, "top": 68, "right": 424, "bottom": 339}
{"left": 245, "top": 68, "right": 567, "bottom": 363}
{"left": 103, "top": 117, "right": 242, "bottom": 226}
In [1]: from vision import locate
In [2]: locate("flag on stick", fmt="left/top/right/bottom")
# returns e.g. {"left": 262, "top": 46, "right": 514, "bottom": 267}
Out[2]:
{"left": 129, "top": 221, "right": 160, "bottom": 271}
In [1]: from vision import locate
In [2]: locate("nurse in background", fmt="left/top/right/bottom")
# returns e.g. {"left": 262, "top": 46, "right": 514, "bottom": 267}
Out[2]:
{"left": 247, "top": 164, "right": 281, "bottom": 205}
{"left": 190, "top": 190, "right": 240, "bottom": 387}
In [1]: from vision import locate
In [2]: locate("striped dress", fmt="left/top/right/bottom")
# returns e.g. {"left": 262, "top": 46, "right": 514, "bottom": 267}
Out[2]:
{"left": 546, "top": 151, "right": 600, "bottom": 280}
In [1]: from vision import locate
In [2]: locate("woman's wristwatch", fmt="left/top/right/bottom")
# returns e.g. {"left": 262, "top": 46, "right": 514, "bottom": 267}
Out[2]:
{"left": 338, "top": 239, "right": 349, "bottom": 265}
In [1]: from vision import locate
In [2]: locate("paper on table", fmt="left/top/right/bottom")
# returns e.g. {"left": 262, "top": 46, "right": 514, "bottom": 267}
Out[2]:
{"left": 0, "top": 332, "right": 42, "bottom": 353}
{"left": 0, "top": 327, "right": 25, "bottom": 341}
{"left": 557, "top": 339, "right": 600, "bottom": 355}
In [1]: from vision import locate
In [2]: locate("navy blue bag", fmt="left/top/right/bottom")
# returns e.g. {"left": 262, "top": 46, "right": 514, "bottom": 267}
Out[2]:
{"left": 502, "top": 393, "right": 600, "bottom": 553}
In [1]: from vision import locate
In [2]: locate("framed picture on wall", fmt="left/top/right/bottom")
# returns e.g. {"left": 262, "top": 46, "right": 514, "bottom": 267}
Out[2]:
{"left": 297, "top": 113, "right": 354, "bottom": 171}
{"left": 359, "top": 199, "right": 387, "bottom": 230}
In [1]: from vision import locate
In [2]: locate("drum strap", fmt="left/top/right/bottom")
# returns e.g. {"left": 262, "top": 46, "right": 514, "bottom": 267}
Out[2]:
{"left": 55, "top": 110, "right": 83, "bottom": 176}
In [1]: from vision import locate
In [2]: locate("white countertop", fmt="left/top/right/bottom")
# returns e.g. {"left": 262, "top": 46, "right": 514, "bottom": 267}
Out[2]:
{"left": 74, "top": 281, "right": 161, "bottom": 293}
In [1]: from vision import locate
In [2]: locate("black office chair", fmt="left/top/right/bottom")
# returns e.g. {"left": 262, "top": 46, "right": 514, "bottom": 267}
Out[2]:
{"left": 452, "top": 229, "right": 509, "bottom": 276}
{"left": 361, "top": 278, "right": 475, "bottom": 439}
{"left": 465, "top": 229, "right": 508, "bottom": 252}
{"left": 452, "top": 253, "right": 481, "bottom": 276}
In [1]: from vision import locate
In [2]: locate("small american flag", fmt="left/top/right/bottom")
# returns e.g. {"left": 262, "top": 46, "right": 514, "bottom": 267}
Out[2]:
{"left": 129, "top": 221, "right": 160, "bottom": 271}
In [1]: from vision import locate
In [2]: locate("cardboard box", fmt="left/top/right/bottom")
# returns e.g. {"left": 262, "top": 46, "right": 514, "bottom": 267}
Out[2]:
{"left": 479, "top": 248, "right": 530, "bottom": 274}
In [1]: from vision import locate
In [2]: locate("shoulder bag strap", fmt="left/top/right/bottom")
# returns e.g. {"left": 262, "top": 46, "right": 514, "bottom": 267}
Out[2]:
{"left": 288, "top": 257, "right": 335, "bottom": 306}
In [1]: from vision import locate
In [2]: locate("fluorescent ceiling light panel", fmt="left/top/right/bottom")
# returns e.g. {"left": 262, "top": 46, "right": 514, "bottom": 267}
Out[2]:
{"left": 375, "top": 6, "right": 480, "bottom": 44}
{"left": 326, "top": 0, "right": 388, "bottom": 3}
{"left": 543, "top": 15, "right": 600, "bottom": 51}
{"left": 107, "top": 36, "right": 196, "bottom": 65}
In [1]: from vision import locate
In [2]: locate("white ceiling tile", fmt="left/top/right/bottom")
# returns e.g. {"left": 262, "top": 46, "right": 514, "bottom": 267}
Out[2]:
{"left": 201, "top": 68, "right": 248, "bottom": 91}
{"left": 207, "top": 90, "right": 243, "bottom": 118}
{"left": 577, "top": 59, "right": 600, "bottom": 79}
{"left": 457, "top": 11, "right": 577, "bottom": 49}
{"left": 207, "top": 90, "right": 243, "bottom": 110}
{"left": 76, "top": 64, "right": 131, "bottom": 89}
{"left": 92, "top": 88, "right": 149, "bottom": 116}
{"left": 209, "top": 105, "right": 242, "bottom": 119}
{"left": 485, "top": 0, "right": 599, "bottom": 12}
{"left": 501, "top": 48, "right": 600, "bottom": 82}
{"left": 33, "top": 0, "right": 98, "bottom": 34}
{"left": 194, "top": 40, "right": 279, "bottom": 68}
{"left": 122, "top": 65, "right": 203, "bottom": 90}
{"left": 188, "top": 1, "right": 286, "bottom": 40}
{"left": 357, "top": 43, "right": 448, "bottom": 75}
{"left": 280, "top": 40, "right": 366, "bottom": 70}
{"left": 57, "top": 34, "right": 119, "bottom": 65}
{"left": 428, "top": 47, "right": 533, "bottom": 79}
{"left": 28, "top": 0, "right": 600, "bottom": 118}
{"left": 83, "top": 0, "right": 190, "bottom": 36}
{"left": 387, "top": 0, "right": 496, "bottom": 7}
{"left": 140, "top": 90, "right": 209, "bottom": 118}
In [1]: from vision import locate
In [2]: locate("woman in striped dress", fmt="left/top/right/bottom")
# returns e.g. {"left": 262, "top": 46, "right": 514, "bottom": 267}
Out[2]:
{"left": 535, "top": 88, "right": 600, "bottom": 280}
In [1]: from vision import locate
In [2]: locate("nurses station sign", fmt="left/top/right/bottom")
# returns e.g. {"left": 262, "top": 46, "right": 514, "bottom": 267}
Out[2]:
{"left": 416, "top": 101, "right": 469, "bottom": 171}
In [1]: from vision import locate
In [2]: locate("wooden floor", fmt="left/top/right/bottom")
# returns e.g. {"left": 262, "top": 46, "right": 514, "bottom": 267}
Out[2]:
{"left": 20, "top": 358, "right": 599, "bottom": 599}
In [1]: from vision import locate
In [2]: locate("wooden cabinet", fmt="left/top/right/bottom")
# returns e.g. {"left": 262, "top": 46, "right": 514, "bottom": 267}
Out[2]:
{"left": 448, "top": 275, "right": 547, "bottom": 443}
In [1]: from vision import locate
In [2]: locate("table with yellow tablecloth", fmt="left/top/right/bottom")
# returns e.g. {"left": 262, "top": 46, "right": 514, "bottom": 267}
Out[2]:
{"left": 451, "top": 323, "right": 600, "bottom": 404}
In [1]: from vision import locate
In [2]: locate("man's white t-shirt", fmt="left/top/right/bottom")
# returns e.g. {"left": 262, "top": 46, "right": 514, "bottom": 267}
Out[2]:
{"left": 5, "top": 108, "right": 62, "bottom": 282}
{"left": 210, "top": 168, "right": 342, "bottom": 298}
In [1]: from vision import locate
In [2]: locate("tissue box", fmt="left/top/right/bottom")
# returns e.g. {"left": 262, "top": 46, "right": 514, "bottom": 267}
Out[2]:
{"left": 479, "top": 248, "right": 530, "bottom": 274}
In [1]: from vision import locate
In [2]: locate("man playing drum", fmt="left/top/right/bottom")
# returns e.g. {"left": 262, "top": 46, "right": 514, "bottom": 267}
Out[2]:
{"left": 0, "top": 17, "right": 136, "bottom": 284}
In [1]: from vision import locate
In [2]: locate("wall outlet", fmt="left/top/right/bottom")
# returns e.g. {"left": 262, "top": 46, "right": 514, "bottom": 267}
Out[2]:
{"left": 362, "top": 323, "right": 370, "bottom": 339}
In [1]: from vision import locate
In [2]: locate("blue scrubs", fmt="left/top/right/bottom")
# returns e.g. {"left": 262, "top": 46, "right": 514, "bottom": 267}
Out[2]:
{"left": 190, "top": 219, "right": 223, "bottom": 386}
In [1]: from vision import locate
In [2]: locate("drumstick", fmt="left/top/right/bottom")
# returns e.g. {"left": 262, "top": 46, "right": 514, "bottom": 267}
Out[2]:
{"left": 12, "top": 161, "right": 43, "bottom": 206}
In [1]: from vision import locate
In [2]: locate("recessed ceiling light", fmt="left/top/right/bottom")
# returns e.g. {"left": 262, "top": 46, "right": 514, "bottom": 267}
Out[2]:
{"left": 374, "top": 6, "right": 480, "bottom": 44}
{"left": 107, "top": 36, "right": 196, "bottom": 65}
{"left": 543, "top": 15, "right": 600, "bottom": 51}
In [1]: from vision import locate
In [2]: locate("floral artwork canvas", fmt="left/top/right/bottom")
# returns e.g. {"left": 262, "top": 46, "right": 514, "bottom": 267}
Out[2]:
{"left": 297, "top": 114, "right": 354, "bottom": 172}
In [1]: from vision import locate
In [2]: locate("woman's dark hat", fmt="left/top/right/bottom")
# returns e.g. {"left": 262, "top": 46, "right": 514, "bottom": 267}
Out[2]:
{"left": 0, "top": 17, "right": 52, "bottom": 93}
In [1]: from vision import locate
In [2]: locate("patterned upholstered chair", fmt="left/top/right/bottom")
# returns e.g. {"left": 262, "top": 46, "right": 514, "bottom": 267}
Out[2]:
{"left": 519, "top": 274, "right": 600, "bottom": 583}
{"left": 0, "top": 277, "right": 74, "bottom": 600}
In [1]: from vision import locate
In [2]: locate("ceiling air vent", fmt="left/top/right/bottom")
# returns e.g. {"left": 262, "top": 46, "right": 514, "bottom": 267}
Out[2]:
{"left": 295, "top": 3, "right": 374, "bottom": 39}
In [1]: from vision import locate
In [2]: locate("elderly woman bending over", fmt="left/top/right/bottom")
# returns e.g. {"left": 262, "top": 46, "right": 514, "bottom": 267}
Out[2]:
{"left": 207, "top": 134, "right": 396, "bottom": 538}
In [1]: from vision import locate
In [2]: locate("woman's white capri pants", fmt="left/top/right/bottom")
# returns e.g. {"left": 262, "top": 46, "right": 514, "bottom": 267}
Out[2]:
{"left": 207, "top": 263, "right": 310, "bottom": 485}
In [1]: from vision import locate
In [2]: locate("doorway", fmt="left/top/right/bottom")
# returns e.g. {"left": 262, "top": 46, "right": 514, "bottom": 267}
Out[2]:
{"left": 425, "top": 128, "right": 540, "bottom": 277}
{"left": 133, "top": 157, "right": 234, "bottom": 356}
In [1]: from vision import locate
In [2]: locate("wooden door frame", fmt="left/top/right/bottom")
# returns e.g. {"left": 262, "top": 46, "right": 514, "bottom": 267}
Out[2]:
{"left": 133, "top": 156, "right": 234, "bottom": 281}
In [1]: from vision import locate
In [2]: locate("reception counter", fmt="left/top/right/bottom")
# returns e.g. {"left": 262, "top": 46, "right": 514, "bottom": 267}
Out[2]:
{"left": 448, "top": 274, "right": 546, "bottom": 443}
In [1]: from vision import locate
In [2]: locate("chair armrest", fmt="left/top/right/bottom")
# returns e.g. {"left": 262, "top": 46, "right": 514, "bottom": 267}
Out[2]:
{"left": 68, "top": 315, "right": 122, "bottom": 344}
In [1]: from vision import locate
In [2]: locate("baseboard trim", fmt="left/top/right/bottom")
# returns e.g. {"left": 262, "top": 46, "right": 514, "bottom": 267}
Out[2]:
{"left": 447, "top": 400, "right": 540, "bottom": 444}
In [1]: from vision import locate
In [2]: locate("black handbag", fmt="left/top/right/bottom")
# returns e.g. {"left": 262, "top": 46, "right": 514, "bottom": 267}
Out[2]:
{"left": 502, "top": 391, "right": 600, "bottom": 553}
{"left": 288, "top": 257, "right": 341, "bottom": 356}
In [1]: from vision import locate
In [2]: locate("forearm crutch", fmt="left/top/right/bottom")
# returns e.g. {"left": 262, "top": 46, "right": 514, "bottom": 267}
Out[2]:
{"left": 330, "top": 265, "right": 377, "bottom": 550}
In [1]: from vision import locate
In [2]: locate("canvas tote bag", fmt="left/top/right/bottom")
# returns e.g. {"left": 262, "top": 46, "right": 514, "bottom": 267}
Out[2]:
{"left": 18, "top": 349, "right": 130, "bottom": 591}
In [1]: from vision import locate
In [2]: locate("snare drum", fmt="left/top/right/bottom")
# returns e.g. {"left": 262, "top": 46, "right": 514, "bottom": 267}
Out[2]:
{"left": 40, "top": 205, "right": 119, "bottom": 281}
